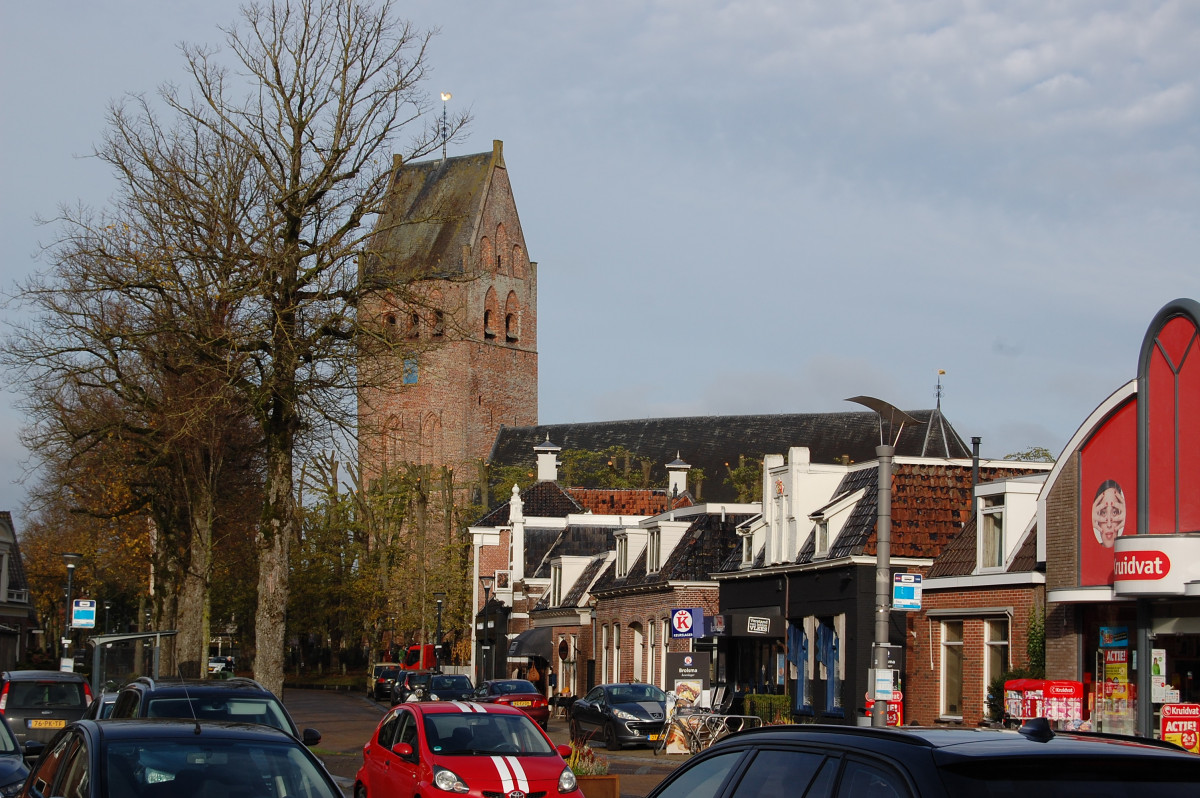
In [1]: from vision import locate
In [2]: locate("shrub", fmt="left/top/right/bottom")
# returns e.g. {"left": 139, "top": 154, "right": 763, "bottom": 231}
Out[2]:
{"left": 566, "top": 739, "right": 608, "bottom": 775}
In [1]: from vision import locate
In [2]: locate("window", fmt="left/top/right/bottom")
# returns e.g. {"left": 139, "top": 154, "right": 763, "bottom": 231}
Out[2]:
{"left": 941, "top": 620, "right": 964, "bottom": 717}
{"left": 405, "top": 311, "right": 420, "bottom": 339}
{"left": 652, "top": 750, "right": 744, "bottom": 798}
{"left": 788, "top": 621, "right": 812, "bottom": 715}
{"left": 616, "top": 536, "right": 628, "bottom": 578}
{"left": 648, "top": 528, "right": 661, "bottom": 573}
{"left": 505, "top": 313, "right": 518, "bottom": 342}
{"left": 484, "top": 309, "right": 496, "bottom": 339}
{"left": 837, "top": 758, "right": 910, "bottom": 798}
{"left": 815, "top": 520, "right": 830, "bottom": 557}
{"left": 432, "top": 310, "right": 444, "bottom": 338}
{"left": 551, "top": 564, "right": 562, "bottom": 606}
{"left": 732, "top": 749, "right": 826, "bottom": 798}
{"left": 985, "top": 618, "right": 1010, "bottom": 694}
{"left": 816, "top": 616, "right": 842, "bottom": 715}
{"left": 981, "top": 495, "right": 1005, "bottom": 568}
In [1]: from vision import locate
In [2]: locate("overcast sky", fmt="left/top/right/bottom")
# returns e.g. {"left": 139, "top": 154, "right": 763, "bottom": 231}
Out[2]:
{"left": 3, "top": 1, "right": 1199, "bottom": 527}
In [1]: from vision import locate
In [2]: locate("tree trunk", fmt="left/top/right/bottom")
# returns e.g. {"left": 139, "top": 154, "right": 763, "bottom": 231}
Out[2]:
{"left": 254, "top": 441, "right": 295, "bottom": 697}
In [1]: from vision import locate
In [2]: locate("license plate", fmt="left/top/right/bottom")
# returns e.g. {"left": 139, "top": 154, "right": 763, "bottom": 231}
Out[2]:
{"left": 29, "top": 720, "right": 65, "bottom": 729}
{"left": 511, "top": 701, "right": 532, "bottom": 707}
{"left": 648, "top": 734, "right": 662, "bottom": 741}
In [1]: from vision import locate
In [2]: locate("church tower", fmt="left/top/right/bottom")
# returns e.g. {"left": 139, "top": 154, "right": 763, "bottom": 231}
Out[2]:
{"left": 358, "top": 140, "right": 538, "bottom": 483}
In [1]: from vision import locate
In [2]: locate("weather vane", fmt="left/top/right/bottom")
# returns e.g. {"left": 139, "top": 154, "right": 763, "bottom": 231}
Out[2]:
{"left": 440, "top": 92, "right": 452, "bottom": 161}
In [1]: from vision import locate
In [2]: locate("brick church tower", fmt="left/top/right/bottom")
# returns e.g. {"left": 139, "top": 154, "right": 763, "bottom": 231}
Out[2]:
{"left": 358, "top": 140, "right": 538, "bottom": 482}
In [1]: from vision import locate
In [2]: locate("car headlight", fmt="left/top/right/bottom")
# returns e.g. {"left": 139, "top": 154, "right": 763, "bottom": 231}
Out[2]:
{"left": 611, "top": 708, "right": 639, "bottom": 721}
{"left": 433, "top": 766, "right": 469, "bottom": 793}
{"left": 430, "top": 693, "right": 440, "bottom": 700}
{"left": 0, "top": 776, "right": 24, "bottom": 798}
{"left": 558, "top": 766, "right": 577, "bottom": 793}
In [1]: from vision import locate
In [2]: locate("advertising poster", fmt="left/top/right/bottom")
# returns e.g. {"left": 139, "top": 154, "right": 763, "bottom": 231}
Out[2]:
{"left": 1078, "top": 399, "right": 1138, "bottom": 586}
{"left": 1104, "top": 649, "right": 1129, "bottom": 699}
{"left": 1144, "top": 313, "right": 1200, "bottom": 535}
{"left": 1161, "top": 704, "right": 1200, "bottom": 754}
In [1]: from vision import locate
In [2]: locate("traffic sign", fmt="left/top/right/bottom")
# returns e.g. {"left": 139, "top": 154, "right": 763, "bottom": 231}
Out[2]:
{"left": 72, "top": 599, "right": 96, "bottom": 629}
{"left": 893, "top": 573, "right": 922, "bottom": 611}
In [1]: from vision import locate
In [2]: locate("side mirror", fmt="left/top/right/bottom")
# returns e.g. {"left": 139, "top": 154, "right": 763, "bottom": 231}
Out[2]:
{"left": 391, "top": 741, "right": 415, "bottom": 759}
{"left": 556, "top": 744, "right": 572, "bottom": 758}
{"left": 23, "top": 740, "right": 44, "bottom": 760}
{"left": 302, "top": 728, "right": 322, "bottom": 747}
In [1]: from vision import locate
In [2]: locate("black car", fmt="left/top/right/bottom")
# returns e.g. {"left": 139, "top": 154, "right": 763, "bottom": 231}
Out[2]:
{"left": 80, "top": 691, "right": 118, "bottom": 720}
{"left": 645, "top": 719, "right": 1200, "bottom": 798}
{"left": 0, "top": 713, "right": 28, "bottom": 797}
{"left": 390, "top": 670, "right": 434, "bottom": 704}
{"left": 19, "top": 718, "right": 341, "bottom": 798}
{"left": 0, "top": 670, "right": 92, "bottom": 749}
{"left": 427, "top": 673, "right": 474, "bottom": 701}
{"left": 371, "top": 666, "right": 400, "bottom": 701}
{"left": 108, "top": 676, "right": 321, "bottom": 746}
{"left": 569, "top": 682, "right": 667, "bottom": 749}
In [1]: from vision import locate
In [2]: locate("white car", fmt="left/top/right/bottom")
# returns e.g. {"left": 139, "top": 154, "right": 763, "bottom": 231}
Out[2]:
{"left": 207, "top": 656, "right": 233, "bottom": 674}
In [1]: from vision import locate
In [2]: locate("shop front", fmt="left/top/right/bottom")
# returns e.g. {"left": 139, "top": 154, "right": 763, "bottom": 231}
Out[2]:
{"left": 1045, "top": 299, "right": 1200, "bottom": 738}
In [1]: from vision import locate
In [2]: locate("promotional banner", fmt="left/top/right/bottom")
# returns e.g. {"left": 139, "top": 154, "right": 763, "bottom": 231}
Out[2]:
{"left": 1161, "top": 704, "right": 1200, "bottom": 754}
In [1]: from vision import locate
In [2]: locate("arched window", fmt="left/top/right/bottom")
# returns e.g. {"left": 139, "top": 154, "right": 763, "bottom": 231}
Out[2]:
{"left": 484, "top": 286, "right": 499, "bottom": 340}
{"left": 405, "top": 311, "right": 420, "bottom": 339}
{"left": 383, "top": 313, "right": 397, "bottom": 339}
{"left": 504, "top": 291, "right": 520, "bottom": 343}
{"left": 432, "top": 310, "right": 444, "bottom": 338}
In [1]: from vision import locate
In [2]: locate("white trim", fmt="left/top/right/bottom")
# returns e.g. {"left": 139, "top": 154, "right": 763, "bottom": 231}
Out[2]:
{"left": 1047, "top": 586, "right": 1122, "bottom": 603}
{"left": 924, "top": 572, "right": 1045, "bottom": 590}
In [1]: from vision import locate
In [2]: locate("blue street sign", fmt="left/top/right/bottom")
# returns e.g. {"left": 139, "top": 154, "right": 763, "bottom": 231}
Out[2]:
{"left": 72, "top": 599, "right": 96, "bottom": 629}
{"left": 892, "top": 573, "right": 923, "bottom": 611}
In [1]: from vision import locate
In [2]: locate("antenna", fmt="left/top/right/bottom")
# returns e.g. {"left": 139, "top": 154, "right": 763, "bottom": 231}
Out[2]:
{"left": 177, "top": 665, "right": 201, "bottom": 734}
{"left": 440, "top": 92, "right": 452, "bottom": 161}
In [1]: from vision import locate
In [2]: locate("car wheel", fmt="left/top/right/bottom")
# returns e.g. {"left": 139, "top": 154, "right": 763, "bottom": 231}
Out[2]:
{"left": 604, "top": 722, "right": 621, "bottom": 751}
{"left": 355, "top": 783, "right": 367, "bottom": 798}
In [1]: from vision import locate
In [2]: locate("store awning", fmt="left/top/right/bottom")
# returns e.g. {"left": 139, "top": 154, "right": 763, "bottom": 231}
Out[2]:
{"left": 507, "top": 626, "right": 552, "bottom": 660}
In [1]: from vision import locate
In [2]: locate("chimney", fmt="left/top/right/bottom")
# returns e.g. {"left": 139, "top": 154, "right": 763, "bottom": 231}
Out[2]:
{"left": 666, "top": 453, "right": 691, "bottom": 501}
{"left": 971, "top": 437, "right": 981, "bottom": 489}
{"left": 534, "top": 436, "right": 561, "bottom": 482}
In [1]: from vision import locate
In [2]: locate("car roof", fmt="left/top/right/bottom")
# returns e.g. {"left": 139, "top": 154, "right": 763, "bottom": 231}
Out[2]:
{"left": 719, "top": 723, "right": 1198, "bottom": 762}
{"left": 128, "top": 677, "right": 272, "bottom": 694}
{"left": 407, "top": 701, "right": 526, "bottom": 718}
{"left": 3, "top": 670, "right": 87, "bottom": 682}
{"left": 82, "top": 717, "right": 301, "bottom": 743}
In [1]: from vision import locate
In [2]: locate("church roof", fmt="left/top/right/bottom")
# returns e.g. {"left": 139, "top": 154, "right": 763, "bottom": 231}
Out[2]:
{"left": 362, "top": 145, "right": 503, "bottom": 284}
{"left": 489, "top": 410, "right": 971, "bottom": 503}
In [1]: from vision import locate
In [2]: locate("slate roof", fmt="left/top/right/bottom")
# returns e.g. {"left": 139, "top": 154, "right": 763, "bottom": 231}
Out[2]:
{"left": 927, "top": 516, "right": 979, "bottom": 578}
{"left": 489, "top": 410, "right": 971, "bottom": 503}
{"left": 593, "top": 512, "right": 757, "bottom": 594}
{"left": 530, "top": 525, "right": 622, "bottom": 580}
{"left": 362, "top": 147, "right": 501, "bottom": 284}
{"left": 473, "top": 480, "right": 584, "bottom": 527}
{"left": 556, "top": 556, "right": 610, "bottom": 610}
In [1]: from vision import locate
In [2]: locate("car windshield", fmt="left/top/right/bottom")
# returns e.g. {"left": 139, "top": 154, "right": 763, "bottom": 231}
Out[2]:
{"left": 493, "top": 680, "right": 537, "bottom": 695}
{"left": 106, "top": 736, "right": 338, "bottom": 798}
{"left": 424, "top": 713, "right": 554, "bottom": 756}
{"left": 606, "top": 684, "right": 666, "bottom": 703}
{"left": 408, "top": 674, "right": 431, "bottom": 687}
{"left": 380, "top": 669, "right": 399, "bottom": 680}
{"left": 432, "top": 675, "right": 470, "bottom": 691}
{"left": 5, "top": 680, "right": 86, "bottom": 709}
{"left": 146, "top": 697, "right": 294, "bottom": 735}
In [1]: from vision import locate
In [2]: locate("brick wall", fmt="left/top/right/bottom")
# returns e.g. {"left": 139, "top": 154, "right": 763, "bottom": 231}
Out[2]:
{"left": 592, "top": 587, "right": 720, "bottom": 689}
{"left": 906, "top": 585, "right": 1043, "bottom": 726}
{"left": 1045, "top": 453, "right": 1081, "bottom": 680}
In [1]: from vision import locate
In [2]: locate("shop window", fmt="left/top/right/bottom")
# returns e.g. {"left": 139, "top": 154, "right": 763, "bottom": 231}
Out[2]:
{"left": 941, "top": 620, "right": 964, "bottom": 717}
{"left": 788, "top": 621, "right": 813, "bottom": 715}
{"left": 980, "top": 495, "right": 1005, "bottom": 569}
{"left": 816, "top": 616, "right": 843, "bottom": 716}
{"left": 985, "top": 618, "right": 1010, "bottom": 696}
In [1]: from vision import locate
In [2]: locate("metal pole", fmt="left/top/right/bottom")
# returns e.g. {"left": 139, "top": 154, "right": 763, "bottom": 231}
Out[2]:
{"left": 872, "top": 444, "right": 894, "bottom": 727}
{"left": 483, "top": 588, "right": 491, "bottom": 680}
{"left": 435, "top": 599, "right": 444, "bottom": 670}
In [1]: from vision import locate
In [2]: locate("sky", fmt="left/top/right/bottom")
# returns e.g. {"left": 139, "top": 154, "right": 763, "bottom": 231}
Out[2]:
{"left": 3, "top": 1, "right": 1200, "bottom": 527}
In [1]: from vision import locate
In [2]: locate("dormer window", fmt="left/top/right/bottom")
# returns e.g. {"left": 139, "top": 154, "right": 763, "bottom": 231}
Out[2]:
{"left": 616, "top": 536, "right": 628, "bottom": 578}
{"left": 648, "top": 528, "right": 662, "bottom": 573}
{"left": 980, "top": 494, "right": 1005, "bottom": 568}
{"left": 815, "top": 520, "right": 830, "bottom": 558}
{"left": 551, "top": 564, "right": 563, "bottom": 606}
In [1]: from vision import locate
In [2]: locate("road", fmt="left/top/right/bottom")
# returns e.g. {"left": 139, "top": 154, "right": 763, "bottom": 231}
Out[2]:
{"left": 283, "top": 688, "right": 681, "bottom": 798}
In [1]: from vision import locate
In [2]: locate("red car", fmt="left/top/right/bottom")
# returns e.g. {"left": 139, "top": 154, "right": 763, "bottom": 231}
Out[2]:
{"left": 355, "top": 701, "right": 582, "bottom": 798}
{"left": 472, "top": 679, "right": 551, "bottom": 728}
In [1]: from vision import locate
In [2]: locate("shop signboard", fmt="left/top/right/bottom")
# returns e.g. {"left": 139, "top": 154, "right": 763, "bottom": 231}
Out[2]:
{"left": 864, "top": 697, "right": 904, "bottom": 726}
{"left": 1161, "top": 704, "right": 1200, "bottom": 754}
{"left": 665, "top": 652, "right": 709, "bottom": 706}
{"left": 1112, "top": 535, "right": 1200, "bottom": 596}
{"left": 670, "top": 608, "right": 703, "bottom": 639}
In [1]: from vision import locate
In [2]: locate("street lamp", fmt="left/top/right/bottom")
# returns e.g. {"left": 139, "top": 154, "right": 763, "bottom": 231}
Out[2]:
{"left": 433, "top": 591, "right": 446, "bottom": 671}
{"left": 479, "top": 575, "right": 495, "bottom": 681}
{"left": 61, "top": 553, "right": 82, "bottom": 666}
{"left": 104, "top": 600, "right": 112, "bottom": 634}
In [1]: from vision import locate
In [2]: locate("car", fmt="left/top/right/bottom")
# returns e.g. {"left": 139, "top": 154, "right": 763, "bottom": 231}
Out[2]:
{"left": 19, "top": 718, "right": 342, "bottom": 798}
{"left": 80, "top": 691, "right": 118, "bottom": 720}
{"left": 371, "top": 666, "right": 400, "bottom": 701}
{"left": 0, "top": 670, "right": 92, "bottom": 749}
{"left": 367, "top": 663, "right": 391, "bottom": 697}
{"left": 472, "top": 679, "right": 551, "bottom": 728}
{"left": 569, "top": 682, "right": 666, "bottom": 749}
{"left": 107, "top": 676, "right": 321, "bottom": 746}
{"left": 206, "top": 655, "right": 234, "bottom": 675}
{"left": 427, "top": 673, "right": 474, "bottom": 702}
{"left": 643, "top": 719, "right": 1200, "bottom": 798}
{"left": 390, "top": 670, "right": 434, "bottom": 705}
{"left": 0, "top": 713, "right": 29, "bottom": 797}
{"left": 355, "top": 700, "right": 582, "bottom": 798}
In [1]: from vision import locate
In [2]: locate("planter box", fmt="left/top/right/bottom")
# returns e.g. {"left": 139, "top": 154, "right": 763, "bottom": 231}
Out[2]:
{"left": 576, "top": 774, "right": 620, "bottom": 798}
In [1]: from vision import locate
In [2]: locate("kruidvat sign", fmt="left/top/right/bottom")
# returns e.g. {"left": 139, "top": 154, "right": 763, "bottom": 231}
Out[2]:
{"left": 1113, "top": 535, "right": 1200, "bottom": 595}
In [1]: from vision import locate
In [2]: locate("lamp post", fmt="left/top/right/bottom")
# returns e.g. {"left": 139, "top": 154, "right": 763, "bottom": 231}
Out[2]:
{"left": 61, "top": 553, "right": 82, "bottom": 667}
{"left": 479, "top": 575, "right": 494, "bottom": 682}
{"left": 433, "top": 591, "right": 446, "bottom": 671}
{"left": 104, "top": 601, "right": 112, "bottom": 634}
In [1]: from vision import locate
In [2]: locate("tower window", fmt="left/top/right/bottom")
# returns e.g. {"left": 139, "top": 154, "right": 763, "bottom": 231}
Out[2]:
{"left": 403, "top": 358, "right": 418, "bottom": 385}
{"left": 384, "top": 313, "right": 397, "bottom": 339}
{"left": 505, "top": 313, "right": 518, "bottom": 343}
{"left": 432, "top": 311, "right": 444, "bottom": 338}
{"left": 406, "top": 312, "right": 420, "bottom": 340}
{"left": 484, "top": 309, "right": 496, "bottom": 339}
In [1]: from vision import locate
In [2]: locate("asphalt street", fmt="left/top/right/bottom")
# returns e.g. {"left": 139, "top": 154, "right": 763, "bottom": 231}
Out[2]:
{"left": 283, "top": 688, "right": 681, "bottom": 798}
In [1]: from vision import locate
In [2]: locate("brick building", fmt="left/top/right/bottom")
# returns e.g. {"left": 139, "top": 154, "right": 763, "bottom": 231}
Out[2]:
{"left": 358, "top": 140, "right": 537, "bottom": 482}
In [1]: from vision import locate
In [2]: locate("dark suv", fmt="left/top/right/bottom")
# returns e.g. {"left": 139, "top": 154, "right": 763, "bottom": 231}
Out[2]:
{"left": 108, "top": 677, "right": 320, "bottom": 746}
{"left": 0, "top": 671, "right": 92, "bottom": 748}
{"left": 645, "top": 720, "right": 1200, "bottom": 798}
